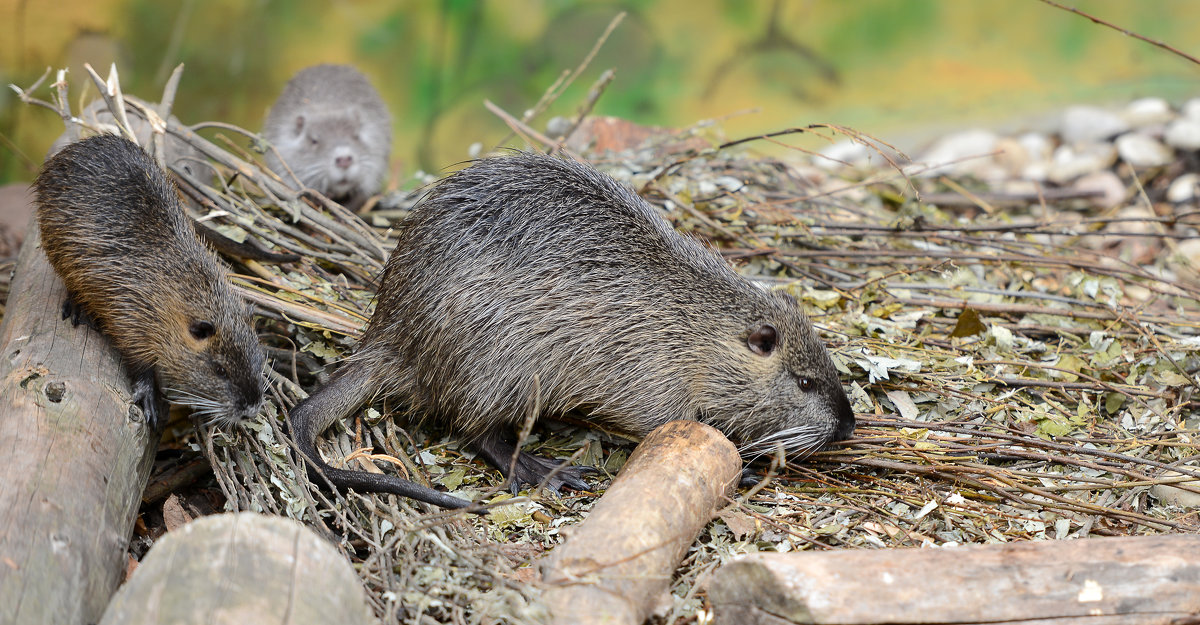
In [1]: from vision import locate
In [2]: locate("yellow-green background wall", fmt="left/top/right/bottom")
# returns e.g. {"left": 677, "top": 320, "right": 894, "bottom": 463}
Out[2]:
{"left": 1, "top": 0, "right": 1196, "bottom": 185}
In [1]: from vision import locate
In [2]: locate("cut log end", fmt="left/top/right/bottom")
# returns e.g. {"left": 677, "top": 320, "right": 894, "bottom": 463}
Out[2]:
{"left": 541, "top": 419, "right": 742, "bottom": 625}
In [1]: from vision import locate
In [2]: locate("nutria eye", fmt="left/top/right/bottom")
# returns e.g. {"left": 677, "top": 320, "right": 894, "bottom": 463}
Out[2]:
{"left": 798, "top": 377, "right": 814, "bottom": 392}
{"left": 309, "top": 137, "right": 320, "bottom": 146}
{"left": 190, "top": 320, "right": 216, "bottom": 340}
{"left": 213, "top": 362, "right": 228, "bottom": 379}
{"left": 747, "top": 324, "right": 777, "bottom": 356}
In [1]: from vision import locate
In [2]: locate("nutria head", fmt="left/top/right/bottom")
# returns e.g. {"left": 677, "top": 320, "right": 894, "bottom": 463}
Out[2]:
{"left": 694, "top": 288, "right": 856, "bottom": 457}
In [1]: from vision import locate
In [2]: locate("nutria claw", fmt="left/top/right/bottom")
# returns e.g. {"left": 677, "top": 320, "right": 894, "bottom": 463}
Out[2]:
{"left": 59, "top": 295, "right": 95, "bottom": 330}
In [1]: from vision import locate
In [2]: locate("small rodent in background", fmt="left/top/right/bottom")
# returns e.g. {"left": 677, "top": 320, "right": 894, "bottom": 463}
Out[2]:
{"left": 262, "top": 64, "right": 392, "bottom": 211}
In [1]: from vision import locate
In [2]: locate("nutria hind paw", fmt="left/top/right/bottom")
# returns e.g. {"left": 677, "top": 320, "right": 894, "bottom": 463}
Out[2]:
{"left": 738, "top": 465, "right": 761, "bottom": 488}
{"left": 504, "top": 451, "right": 597, "bottom": 495}
{"left": 473, "top": 429, "right": 597, "bottom": 494}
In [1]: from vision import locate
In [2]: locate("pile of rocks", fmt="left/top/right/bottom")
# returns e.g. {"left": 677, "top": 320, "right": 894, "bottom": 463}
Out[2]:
{"left": 818, "top": 96, "right": 1200, "bottom": 208}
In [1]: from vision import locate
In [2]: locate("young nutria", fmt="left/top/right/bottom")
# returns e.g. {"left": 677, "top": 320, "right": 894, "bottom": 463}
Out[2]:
{"left": 290, "top": 152, "right": 856, "bottom": 510}
{"left": 262, "top": 64, "right": 391, "bottom": 211}
{"left": 35, "top": 134, "right": 266, "bottom": 430}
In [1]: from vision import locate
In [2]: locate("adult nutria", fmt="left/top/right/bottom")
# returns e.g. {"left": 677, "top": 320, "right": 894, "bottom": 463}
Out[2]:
{"left": 262, "top": 64, "right": 392, "bottom": 211}
{"left": 290, "top": 152, "right": 856, "bottom": 510}
{"left": 35, "top": 134, "right": 266, "bottom": 430}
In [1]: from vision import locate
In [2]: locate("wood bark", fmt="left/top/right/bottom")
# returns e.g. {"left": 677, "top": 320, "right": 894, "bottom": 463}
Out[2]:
{"left": 541, "top": 420, "right": 742, "bottom": 625}
{"left": 0, "top": 222, "right": 158, "bottom": 625}
{"left": 707, "top": 534, "right": 1200, "bottom": 624}
{"left": 99, "top": 512, "right": 377, "bottom": 625}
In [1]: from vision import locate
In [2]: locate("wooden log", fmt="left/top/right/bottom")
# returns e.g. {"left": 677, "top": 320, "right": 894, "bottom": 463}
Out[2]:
{"left": 98, "top": 512, "right": 377, "bottom": 625}
{"left": 0, "top": 222, "right": 159, "bottom": 625}
{"left": 707, "top": 534, "right": 1200, "bottom": 625}
{"left": 541, "top": 420, "right": 742, "bottom": 625}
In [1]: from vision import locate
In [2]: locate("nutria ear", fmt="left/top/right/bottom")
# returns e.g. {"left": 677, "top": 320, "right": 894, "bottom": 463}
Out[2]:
{"left": 189, "top": 320, "right": 216, "bottom": 340}
{"left": 747, "top": 323, "right": 777, "bottom": 356}
{"left": 292, "top": 114, "right": 306, "bottom": 135}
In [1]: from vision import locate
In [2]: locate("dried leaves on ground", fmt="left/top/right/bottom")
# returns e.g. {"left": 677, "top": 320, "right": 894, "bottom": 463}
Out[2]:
{"left": 10, "top": 67, "right": 1200, "bottom": 625}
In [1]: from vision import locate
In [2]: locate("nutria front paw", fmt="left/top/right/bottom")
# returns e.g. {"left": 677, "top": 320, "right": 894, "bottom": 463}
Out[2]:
{"left": 130, "top": 371, "right": 166, "bottom": 432}
{"left": 60, "top": 294, "right": 98, "bottom": 330}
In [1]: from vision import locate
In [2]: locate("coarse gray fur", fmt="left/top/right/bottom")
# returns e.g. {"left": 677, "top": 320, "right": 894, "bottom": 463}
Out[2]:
{"left": 35, "top": 134, "right": 265, "bottom": 430}
{"left": 262, "top": 64, "right": 391, "bottom": 210}
{"left": 289, "top": 152, "right": 855, "bottom": 510}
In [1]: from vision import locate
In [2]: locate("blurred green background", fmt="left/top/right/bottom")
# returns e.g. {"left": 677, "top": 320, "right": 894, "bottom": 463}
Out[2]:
{"left": 1, "top": 0, "right": 1196, "bottom": 187}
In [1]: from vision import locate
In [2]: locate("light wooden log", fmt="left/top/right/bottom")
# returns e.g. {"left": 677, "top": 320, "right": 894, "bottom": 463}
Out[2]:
{"left": 541, "top": 420, "right": 742, "bottom": 625}
{"left": 0, "top": 222, "right": 158, "bottom": 625}
{"left": 99, "top": 512, "right": 377, "bottom": 625}
{"left": 707, "top": 534, "right": 1200, "bottom": 625}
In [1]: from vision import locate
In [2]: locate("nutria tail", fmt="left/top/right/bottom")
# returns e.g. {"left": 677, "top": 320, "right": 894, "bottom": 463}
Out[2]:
{"left": 288, "top": 363, "right": 474, "bottom": 511}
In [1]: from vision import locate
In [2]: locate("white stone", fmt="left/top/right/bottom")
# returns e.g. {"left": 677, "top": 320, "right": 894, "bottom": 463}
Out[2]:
{"left": 815, "top": 139, "right": 870, "bottom": 170}
{"left": 1167, "top": 173, "right": 1200, "bottom": 203}
{"left": 1151, "top": 471, "right": 1200, "bottom": 508}
{"left": 1017, "top": 132, "right": 1054, "bottom": 161}
{"left": 1183, "top": 98, "right": 1200, "bottom": 122}
{"left": 1061, "top": 106, "right": 1129, "bottom": 144}
{"left": 1072, "top": 171, "right": 1125, "bottom": 208}
{"left": 1122, "top": 97, "right": 1174, "bottom": 127}
{"left": 913, "top": 129, "right": 999, "bottom": 177}
{"left": 545, "top": 116, "right": 571, "bottom": 138}
{"left": 1115, "top": 132, "right": 1173, "bottom": 167}
{"left": 1047, "top": 142, "right": 1117, "bottom": 183}
{"left": 1176, "top": 239, "right": 1200, "bottom": 271}
{"left": 993, "top": 137, "right": 1026, "bottom": 177}
{"left": 1165, "top": 118, "right": 1200, "bottom": 150}
{"left": 1015, "top": 132, "right": 1054, "bottom": 180}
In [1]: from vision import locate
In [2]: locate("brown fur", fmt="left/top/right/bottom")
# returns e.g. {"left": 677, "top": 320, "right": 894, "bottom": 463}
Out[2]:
{"left": 35, "top": 134, "right": 265, "bottom": 428}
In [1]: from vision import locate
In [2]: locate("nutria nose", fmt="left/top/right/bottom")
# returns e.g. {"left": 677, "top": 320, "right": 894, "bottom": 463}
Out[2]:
{"left": 833, "top": 390, "right": 856, "bottom": 441}
{"left": 335, "top": 155, "right": 353, "bottom": 169}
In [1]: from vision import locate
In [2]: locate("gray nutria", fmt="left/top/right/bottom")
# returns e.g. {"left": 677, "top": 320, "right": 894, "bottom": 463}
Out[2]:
{"left": 290, "top": 152, "right": 855, "bottom": 510}
{"left": 34, "top": 134, "right": 265, "bottom": 429}
{"left": 262, "top": 64, "right": 391, "bottom": 210}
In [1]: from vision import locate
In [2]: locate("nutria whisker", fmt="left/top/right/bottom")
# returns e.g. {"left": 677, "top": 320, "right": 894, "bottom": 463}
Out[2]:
{"left": 739, "top": 426, "right": 831, "bottom": 460}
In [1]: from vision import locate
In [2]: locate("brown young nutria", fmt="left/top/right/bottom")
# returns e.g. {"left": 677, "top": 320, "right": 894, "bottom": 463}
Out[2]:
{"left": 34, "top": 134, "right": 266, "bottom": 430}
{"left": 262, "top": 64, "right": 392, "bottom": 211}
{"left": 289, "top": 152, "right": 856, "bottom": 510}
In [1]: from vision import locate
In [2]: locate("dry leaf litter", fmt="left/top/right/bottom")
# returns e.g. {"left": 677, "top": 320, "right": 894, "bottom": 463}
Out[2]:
{"left": 10, "top": 68, "right": 1200, "bottom": 625}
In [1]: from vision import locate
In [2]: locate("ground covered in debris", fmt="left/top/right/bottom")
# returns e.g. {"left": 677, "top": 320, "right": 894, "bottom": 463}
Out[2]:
{"left": 11, "top": 66, "right": 1199, "bottom": 624}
